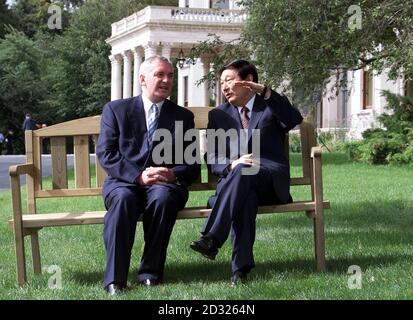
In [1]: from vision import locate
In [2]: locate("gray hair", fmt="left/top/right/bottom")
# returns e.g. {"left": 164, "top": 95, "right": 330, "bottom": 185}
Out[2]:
{"left": 139, "top": 55, "right": 172, "bottom": 78}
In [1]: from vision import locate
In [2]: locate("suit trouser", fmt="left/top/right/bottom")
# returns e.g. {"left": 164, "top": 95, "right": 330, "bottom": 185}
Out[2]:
{"left": 103, "top": 183, "right": 188, "bottom": 287}
{"left": 202, "top": 164, "right": 278, "bottom": 274}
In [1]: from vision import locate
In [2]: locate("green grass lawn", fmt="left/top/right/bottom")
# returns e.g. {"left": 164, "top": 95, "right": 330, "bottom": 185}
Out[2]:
{"left": 1, "top": 153, "right": 413, "bottom": 299}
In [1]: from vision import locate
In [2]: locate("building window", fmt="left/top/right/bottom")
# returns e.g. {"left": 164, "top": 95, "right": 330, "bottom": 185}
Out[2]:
{"left": 210, "top": 0, "right": 229, "bottom": 9}
{"left": 362, "top": 69, "right": 373, "bottom": 109}
{"left": 185, "top": 0, "right": 189, "bottom": 8}
{"left": 184, "top": 76, "right": 188, "bottom": 107}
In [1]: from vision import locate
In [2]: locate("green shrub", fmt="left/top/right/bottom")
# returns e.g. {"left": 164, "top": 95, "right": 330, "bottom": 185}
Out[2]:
{"left": 317, "top": 131, "right": 334, "bottom": 152}
{"left": 358, "top": 136, "right": 405, "bottom": 164}
{"left": 289, "top": 132, "right": 301, "bottom": 153}
{"left": 389, "top": 143, "right": 413, "bottom": 165}
{"left": 350, "top": 91, "right": 413, "bottom": 165}
{"left": 317, "top": 130, "right": 349, "bottom": 152}
{"left": 338, "top": 141, "right": 363, "bottom": 161}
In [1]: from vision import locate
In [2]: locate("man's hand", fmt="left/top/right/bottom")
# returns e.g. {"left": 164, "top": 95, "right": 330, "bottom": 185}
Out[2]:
{"left": 232, "top": 80, "right": 266, "bottom": 95}
{"left": 230, "top": 154, "right": 260, "bottom": 171}
{"left": 137, "top": 167, "right": 176, "bottom": 186}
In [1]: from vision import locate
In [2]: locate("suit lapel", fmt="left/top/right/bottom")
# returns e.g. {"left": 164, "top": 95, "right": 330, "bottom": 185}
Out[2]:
{"left": 156, "top": 100, "right": 176, "bottom": 133}
{"left": 224, "top": 103, "right": 242, "bottom": 130}
{"left": 127, "top": 96, "right": 149, "bottom": 154}
{"left": 248, "top": 94, "right": 265, "bottom": 141}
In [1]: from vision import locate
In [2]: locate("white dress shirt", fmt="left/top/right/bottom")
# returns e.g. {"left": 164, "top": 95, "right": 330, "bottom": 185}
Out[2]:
{"left": 141, "top": 94, "right": 165, "bottom": 130}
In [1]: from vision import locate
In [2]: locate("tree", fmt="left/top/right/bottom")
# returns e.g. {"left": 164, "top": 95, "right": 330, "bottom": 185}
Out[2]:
{"left": 0, "top": 0, "right": 13, "bottom": 38}
{"left": 0, "top": 29, "right": 50, "bottom": 152}
{"left": 46, "top": 0, "right": 178, "bottom": 120}
{"left": 8, "top": 0, "right": 79, "bottom": 37}
{"left": 241, "top": 0, "right": 413, "bottom": 98}
{"left": 193, "top": 1, "right": 413, "bottom": 103}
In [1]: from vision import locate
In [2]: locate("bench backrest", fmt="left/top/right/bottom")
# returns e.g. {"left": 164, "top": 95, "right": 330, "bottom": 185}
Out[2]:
{"left": 23, "top": 108, "right": 316, "bottom": 214}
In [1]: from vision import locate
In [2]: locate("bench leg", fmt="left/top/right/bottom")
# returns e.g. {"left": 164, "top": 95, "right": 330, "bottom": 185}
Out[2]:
{"left": 30, "top": 232, "right": 42, "bottom": 274}
{"left": 312, "top": 208, "right": 326, "bottom": 272}
{"left": 14, "top": 227, "right": 27, "bottom": 287}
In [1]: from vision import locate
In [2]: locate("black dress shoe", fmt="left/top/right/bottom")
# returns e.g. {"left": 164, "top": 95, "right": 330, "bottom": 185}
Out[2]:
{"left": 105, "top": 283, "right": 126, "bottom": 295}
{"left": 190, "top": 236, "right": 218, "bottom": 260}
{"left": 230, "top": 272, "right": 247, "bottom": 287}
{"left": 139, "top": 278, "right": 161, "bottom": 286}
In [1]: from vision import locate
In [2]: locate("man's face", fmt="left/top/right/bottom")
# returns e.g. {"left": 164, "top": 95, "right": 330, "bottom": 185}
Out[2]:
{"left": 220, "top": 69, "right": 253, "bottom": 106}
{"left": 140, "top": 59, "right": 174, "bottom": 103}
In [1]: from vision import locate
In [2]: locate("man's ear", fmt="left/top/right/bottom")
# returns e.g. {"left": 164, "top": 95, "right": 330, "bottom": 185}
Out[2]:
{"left": 246, "top": 74, "right": 254, "bottom": 82}
{"left": 139, "top": 74, "right": 146, "bottom": 86}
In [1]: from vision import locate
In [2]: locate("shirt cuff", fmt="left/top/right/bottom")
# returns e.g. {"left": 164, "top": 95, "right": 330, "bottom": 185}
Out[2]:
{"left": 264, "top": 88, "right": 272, "bottom": 100}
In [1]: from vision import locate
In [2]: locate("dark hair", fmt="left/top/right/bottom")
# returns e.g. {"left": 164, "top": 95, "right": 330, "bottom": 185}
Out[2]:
{"left": 219, "top": 59, "right": 258, "bottom": 83}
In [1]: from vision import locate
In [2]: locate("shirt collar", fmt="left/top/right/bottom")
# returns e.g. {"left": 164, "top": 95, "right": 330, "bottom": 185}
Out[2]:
{"left": 141, "top": 94, "right": 164, "bottom": 114}
{"left": 236, "top": 94, "right": 255, "bottom": 114}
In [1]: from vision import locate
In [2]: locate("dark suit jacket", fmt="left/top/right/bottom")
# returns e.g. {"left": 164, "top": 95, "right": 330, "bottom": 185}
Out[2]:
{"left": 206, "top": 90, "right": 303, "bottom": 203}
{"left": 22, "top": 118, "right": 37, "bottom": 131}
{"left": 96, "top": 96, "right": 200, "bottom": 201}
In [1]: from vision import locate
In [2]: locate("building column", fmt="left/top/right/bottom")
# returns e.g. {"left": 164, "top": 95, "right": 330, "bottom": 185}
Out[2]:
{"left": 161, "top": 42, "right": 172, "bottom": 61}
{"left": 186, "top": 58, "right": 210, "bottom": 107}
{"left": 201, "top": 57, "right": 211, "bottom": 107}
{"left": 210, "top": 62, "right": 223, "bottom": 106}
{"left": 109, "top": 54, "right": 122, "bottom": 101}
{"left": 144, "top": 41, "right": 157, "bottom": 59}
{"left": 177, "top": 65, "right": 188, "bottom": 107}
{"left": 122, "top": 51, "right": 133, "bottom": 98}
{"left": 216, "top": 79, "right": 223, "bottom": 106}
{"left": 133, "top": 47, "right": 143, "bottom": 96}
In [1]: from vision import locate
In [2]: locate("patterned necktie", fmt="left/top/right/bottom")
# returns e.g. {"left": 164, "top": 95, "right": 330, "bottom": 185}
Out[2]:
{"left": 240, "top": 106, "right": 250, "bottom": 129}
{"left": 147, "top": 103, "right": 160, "bottom": 143}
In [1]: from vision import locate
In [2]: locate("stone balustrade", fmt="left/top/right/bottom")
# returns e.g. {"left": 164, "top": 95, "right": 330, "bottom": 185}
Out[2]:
{"left": 111, "top": 6, "right": 247, "bottom": 37}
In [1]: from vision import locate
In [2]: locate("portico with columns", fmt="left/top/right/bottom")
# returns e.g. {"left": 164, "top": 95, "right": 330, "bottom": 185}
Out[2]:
{"left": 105, "top": 1, "right": 245, "bottom": 107}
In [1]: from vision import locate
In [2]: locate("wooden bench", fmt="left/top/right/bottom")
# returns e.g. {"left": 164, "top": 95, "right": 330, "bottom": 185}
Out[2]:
{"left": 8, "top": 108, "right": 330, "bottom": 286}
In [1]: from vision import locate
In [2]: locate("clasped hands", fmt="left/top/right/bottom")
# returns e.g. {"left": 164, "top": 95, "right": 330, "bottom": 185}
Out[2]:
{"left": 230, "top": 154, "right": 260, "bottom": 171}
{"left": 137, "top": 167, "right": 176, "bottom": 186}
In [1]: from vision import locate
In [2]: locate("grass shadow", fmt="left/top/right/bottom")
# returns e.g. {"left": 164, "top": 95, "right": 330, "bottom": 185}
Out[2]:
{"left": 71, "top": 252, "right": 413, "bottom": 287}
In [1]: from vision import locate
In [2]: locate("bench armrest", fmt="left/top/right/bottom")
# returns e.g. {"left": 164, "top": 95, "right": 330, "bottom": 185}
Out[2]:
{"left": 310, "top": 147, "right": 323, "bottom": 204}
{"left": 9, "top": 163, "right": 34, "bottom": 177}
{"left": 9, "top": 163, "right": 34, "bottom": 229}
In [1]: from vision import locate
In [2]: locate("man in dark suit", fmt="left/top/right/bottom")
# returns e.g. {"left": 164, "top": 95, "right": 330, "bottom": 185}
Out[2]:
{"left": 97, "top": 55, "right": 200, "bottom": 295}
{"left": 190, "top": 59, "right": 303, "bottom": 286}
{"left": 22, "top": 114, "right": 41, "bottom": 131}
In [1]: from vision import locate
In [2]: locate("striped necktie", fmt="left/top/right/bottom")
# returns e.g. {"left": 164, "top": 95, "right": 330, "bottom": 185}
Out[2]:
{"left": 240, "top": 106, "right": 250, "bottom": 129}
{"left": 147, "top": 103, "right": 160, "bottom": 143}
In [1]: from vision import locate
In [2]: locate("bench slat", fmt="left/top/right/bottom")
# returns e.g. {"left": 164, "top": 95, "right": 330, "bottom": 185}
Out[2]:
{"left": 34, "top": 116, "right": 101, "bottom": 137}
{"left": 34, "top": 177, "right": 312, "bottom": 198}
{"left": 8, "top": 201, "right": 330, "bottom": 229}
{"left": 35, "top": 188, "right": 102, "bottom": 198}
{"left": 74, "top": 135, "right": 91, "bottom": 188}
{"left": 92, "top": 135, "right": 107, "bottom": 188}
{"left": 190, "top": 107, "right": 209, "bottom": 129}
{"left": 51, "top": 137, "right": 68, "bottom": 189}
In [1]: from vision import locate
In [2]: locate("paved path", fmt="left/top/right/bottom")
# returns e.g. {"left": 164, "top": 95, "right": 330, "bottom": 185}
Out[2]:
{"left": 0, "top": 155, "right": 96, "bottom": 192}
